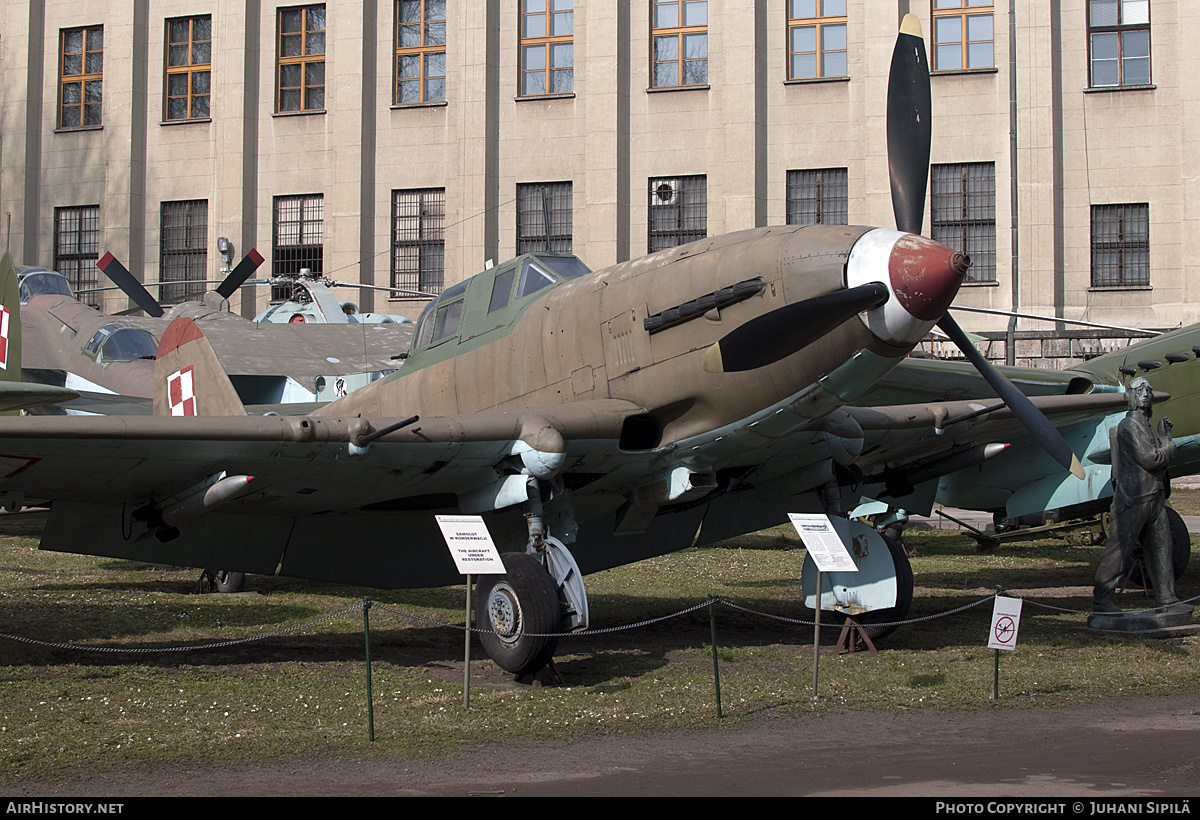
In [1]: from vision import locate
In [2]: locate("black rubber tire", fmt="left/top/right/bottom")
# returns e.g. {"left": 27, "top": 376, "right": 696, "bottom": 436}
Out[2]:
{"left": 208, "top": 570, "right": 245, "bottom": 594}
{"left": 476, "top": 552, "right": 560, "bottom": 676}
{"left": 823, "top": 531, "right": 913, "bottom": 641}
{"left": 1125, "top": 507, "right": 1191, "bottom": 586}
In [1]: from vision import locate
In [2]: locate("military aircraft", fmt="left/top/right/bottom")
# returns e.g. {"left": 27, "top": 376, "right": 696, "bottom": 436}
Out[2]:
{"left": 250, "top": 269, "right": 415, "bottom": 325}
{"left": 852, "top": 323, "right": 1200, "bottom": 579}
{"left": 97, "top": 250, "right": 415, "bottom": 326}
{"left": 10, "top": 252, "right": 411, "bottom": 409}
{"left": 0, "top": 17, "right": 1121, "bottom": 674}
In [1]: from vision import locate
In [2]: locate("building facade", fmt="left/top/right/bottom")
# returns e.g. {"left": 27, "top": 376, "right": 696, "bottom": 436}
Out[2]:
{"left": 2, "top": 1, "right": 1197, "bottom": 365}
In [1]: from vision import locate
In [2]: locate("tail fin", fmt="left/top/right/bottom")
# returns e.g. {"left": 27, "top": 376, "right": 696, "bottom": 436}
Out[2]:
{"left": 154, "top": 318, "right": 246, "bottom": 416}
{"left": 0, "top": 255, "right": 71, "bottom": 412}
{"left": 0, "top": 253, "right": 21, "bottom": 382}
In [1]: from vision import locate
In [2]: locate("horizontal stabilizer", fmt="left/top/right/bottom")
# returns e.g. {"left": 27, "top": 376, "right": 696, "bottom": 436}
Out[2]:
{"left": 0, "top": 382, "right": 79, "bottom": 412}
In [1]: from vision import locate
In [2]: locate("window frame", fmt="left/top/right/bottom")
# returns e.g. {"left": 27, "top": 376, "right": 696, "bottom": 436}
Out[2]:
{"left": 276, "top": 4, "right": 327, "bottom": 113}
{"left": 648, "top": 175, "right": 707, "bottom": 252}
{"left": 519, "top": 0, "right": 574, "bottom": 97}
{"left": 391, "top": 188, "right": 446, "bottom": 297}
{"left": 58, "top": 25, "right": 103, "bottom": 129}
{"left": 54, "top": 205, "right": 101, "bottom": 307}
{"left": 786, "top": 168, "right": 849, "bottom": 226}
{"left": 272, "top": 194, "right": 325, "bottom": 301}
{"left": 931, "top": 0, "right": 994, "bottom": 72}
{"left": 651, "top": 1, "right": 708, "bottom": 89}
{"left": 517, "top": 182, "right": 574, "bottom": 253}
{"left": 160, "top": 200, "right": 209, "bottom": 303}
{"left": 787, "top": 1, "right": 847, "bottom": 81}
{"left": 930, "top": 162, "right": 996, "bottom": 284}
{"left": 394, "top": 0, "right": 447, "bottom": 105}
{"left": 1090, "top": 203, "right": 1150, "bottom": 288}
{"left": 164, "top": 15, "right": 212, "bottom": 122}
{"left": 1087, "top": 0, "right": 1152, "bottom": 88}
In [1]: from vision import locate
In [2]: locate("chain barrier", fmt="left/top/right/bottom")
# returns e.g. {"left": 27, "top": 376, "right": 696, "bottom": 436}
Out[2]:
{"left": 372, "top": 599, "right": 715, "bottom": 638}
{"left": 1019, "top": 590, "right": 1200, "bottom": 616}
{"left": 718, "top": 594, "right": 997, "bottom": 629}
{"left": 4, "top": 587, "right": 1198, "bottom": 655}
{"left": 0, "top": 604, "right": 364, "bottom": 654}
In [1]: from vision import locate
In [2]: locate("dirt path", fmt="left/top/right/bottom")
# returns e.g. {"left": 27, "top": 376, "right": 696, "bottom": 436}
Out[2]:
{"left": 13, "top": 694, "right": 1199, "bottom": 797}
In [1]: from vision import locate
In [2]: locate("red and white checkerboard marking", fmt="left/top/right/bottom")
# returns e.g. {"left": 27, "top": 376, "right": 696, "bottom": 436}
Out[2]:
{"left": 0, "top": 305, "right": 11, "bottom": 371}
{"left": 167, "top": 365, "right": 196, "bottom": 416}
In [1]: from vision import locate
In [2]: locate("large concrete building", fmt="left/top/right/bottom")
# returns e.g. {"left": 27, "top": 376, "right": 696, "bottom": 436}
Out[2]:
{"left": 2, "top": 1, "right": 1196, "bottom": 365}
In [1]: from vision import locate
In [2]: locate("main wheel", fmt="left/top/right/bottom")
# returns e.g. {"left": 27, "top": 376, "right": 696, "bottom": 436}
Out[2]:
{"left": 476, "top": 552, "right": 560, "bottom": 676}
{"left": 827, "top": 531, "right": 914, "bottom": 641}
{"left": 207, "top": 570, "right": 245, "bottom": 593}
{"left": 1124, "top": 507, "right": 1191, "bottom": 586}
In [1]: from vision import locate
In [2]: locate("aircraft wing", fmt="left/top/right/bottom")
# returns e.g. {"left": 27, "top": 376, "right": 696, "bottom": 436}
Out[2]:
{"left": 0, "top": 399, "right": 643, "bottom": 512}
{"left": 206, "top": 322, "right": 413, "bottom": 387}
{"left": 0, "top": 399, "right": 654, "bottom": 587}
{"left": 851, "top": 356, "right": 1094, "bottom": 406}
{"left": 0, "top": 382, "right": 79, "bottom": 412}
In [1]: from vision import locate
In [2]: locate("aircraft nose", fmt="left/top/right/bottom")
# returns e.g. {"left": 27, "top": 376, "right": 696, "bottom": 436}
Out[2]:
{"left": 888, "top": 234, "right": 970, "bottom": 322}
{"left": 846, "top": 228, "right": 970, "bottom": 348}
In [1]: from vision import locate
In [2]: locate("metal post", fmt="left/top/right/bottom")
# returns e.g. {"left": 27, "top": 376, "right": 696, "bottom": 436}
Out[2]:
{"left": 464, "top": 575, "right": 472, "bottom": 710}
{"left": 994, "top": 648, "right": 1000, "bottom": 701}
{"left": 363, "top": 597, "right": 374, "bottom": 742}
{"left": 708, "top": 594, "right": 722, "bottom": 718}
{"left": 812, "top": 570, "right": 822, "bottom": 700}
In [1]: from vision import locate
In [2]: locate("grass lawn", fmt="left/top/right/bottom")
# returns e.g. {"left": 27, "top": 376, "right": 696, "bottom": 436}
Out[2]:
{"left": 1, "top": 516, "right": 1197, "bottom": 783}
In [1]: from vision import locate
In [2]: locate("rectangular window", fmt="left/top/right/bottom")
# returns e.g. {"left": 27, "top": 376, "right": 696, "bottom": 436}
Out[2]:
{"left": 932, "top": 0, "right": 993, "bottom": 71}
{"left": 652, "top": 1, "right": 707, "bottom": 88}
{"left": 277, "top": 5, "right": 326, "bottom": 112}
{"left": 520, "top": 0, "right": 574, "bottom": 96}
{"left": 395, "top": 0, "right": 446, "bottom": 103}
{"left": 788, "top": 1, "right": 847, "bottom": 80}
{"left": 273, "top": 195, "right": 324, "bottom": 301}
{"left": 930, "top": 163, "right": 995, "bottom": 284}
{"left": 391, "top": 189, "right": 446, "bottom": 296}
{"left": 1088, "top": 0, "right": 1151, "bottom": 87}
{"left": 165, "top": 16, "right": 212, "bottom": 121}
{"left": 1091, "top": 204, "right": 1149, "bottom": 287}
{"left": 59, "top": 26, "right": 103, "bottom": 128}
{"left": 786, "top": 168, "right": 848, "bottom": 225}
{"left": 517, "top": 182, "right": 573, "bottom": 253}
{"left": 54, "top": 205, "right": 101, "bottom": 306}
{"left": 648, "top": 175, "right": 707, "bottom": 252}
{"left": 160, "top": 200, "right": 209, "bottom": 302}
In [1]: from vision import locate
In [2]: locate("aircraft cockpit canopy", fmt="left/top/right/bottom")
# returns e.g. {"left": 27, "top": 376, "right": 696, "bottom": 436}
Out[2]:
{"left": 15, "top": 267, "right": 74, "bottom": 304}
{"left": 83, "top": 323, "right": 159, "bottom": 365}
{"left": 412, "top": 254, "right": 591, "bottom": 351}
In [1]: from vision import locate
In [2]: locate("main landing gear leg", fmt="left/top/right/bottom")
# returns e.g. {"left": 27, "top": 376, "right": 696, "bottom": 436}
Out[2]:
{"left": 475, "top": 480, "right": 590, "bottom": 677}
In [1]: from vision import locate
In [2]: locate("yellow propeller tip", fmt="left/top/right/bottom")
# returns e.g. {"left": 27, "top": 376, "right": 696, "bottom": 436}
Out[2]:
{"left": 1069, "top": 454, "right": 1085, "bottom": 480}
{"left": 702, "top": 343, "right": 724, "bottom": 374}
{"left": 900, "top": 13, "right": 923, "bottom": 39}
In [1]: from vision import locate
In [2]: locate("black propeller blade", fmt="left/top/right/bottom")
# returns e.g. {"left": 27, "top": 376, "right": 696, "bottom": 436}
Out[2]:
{"left": 96, "top": 252, "right": 165, "bottom": 318}
{"left": 887, "top": 15, "right": 932, "bottom": 235}
{"left": 937, "top": 314, "right": 1085, "bottom": 478}
{"left": 885, "top": 15, "right": 1083, "bottom": 479}
{"left": 214, "top": 249, "right": 266, "bottom": 300}
{"left": 702, "top": 283, "right": 890, "bottom": 374}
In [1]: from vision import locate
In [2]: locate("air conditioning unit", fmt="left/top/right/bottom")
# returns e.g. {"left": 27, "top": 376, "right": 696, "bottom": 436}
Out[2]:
{"left": 652, "top": 179, "right": 680, "bottom": 206}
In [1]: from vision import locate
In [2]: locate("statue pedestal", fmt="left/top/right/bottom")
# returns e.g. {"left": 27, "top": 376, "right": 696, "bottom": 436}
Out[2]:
{"left": 1084, "top": 603, "right": 1198, "bottom": 638}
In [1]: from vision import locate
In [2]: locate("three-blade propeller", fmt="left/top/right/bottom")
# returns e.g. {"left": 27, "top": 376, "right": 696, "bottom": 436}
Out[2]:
{"left": 706, "top": 14, "right": 1083, "bottom": 479}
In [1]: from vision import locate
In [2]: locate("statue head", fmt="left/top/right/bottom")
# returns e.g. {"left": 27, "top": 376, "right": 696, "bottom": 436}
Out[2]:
{"left": 1126, "top": 376, "right": 1154, "bottom": 414}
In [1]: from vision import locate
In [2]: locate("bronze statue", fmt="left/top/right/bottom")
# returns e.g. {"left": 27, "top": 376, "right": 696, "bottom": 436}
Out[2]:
{"left": 1093, "top": 377, "right": 1179, "bottom": 612}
